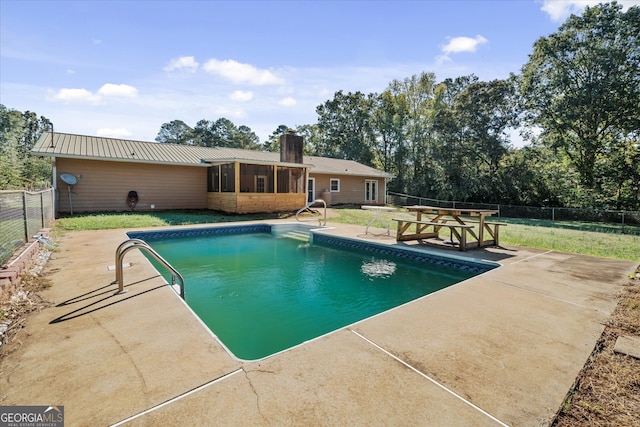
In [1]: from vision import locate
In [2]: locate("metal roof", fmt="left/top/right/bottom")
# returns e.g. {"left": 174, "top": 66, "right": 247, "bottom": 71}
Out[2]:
{"left": 32, "top": 132, "right": 393, "bottom": 178}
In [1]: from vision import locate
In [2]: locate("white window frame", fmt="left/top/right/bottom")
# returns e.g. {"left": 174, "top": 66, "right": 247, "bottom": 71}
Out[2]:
{"left": 365, "top": 179, "right": 378, "bottom": 202}
{"left": 330, "top": 178, "right": 340, "bottom": 192}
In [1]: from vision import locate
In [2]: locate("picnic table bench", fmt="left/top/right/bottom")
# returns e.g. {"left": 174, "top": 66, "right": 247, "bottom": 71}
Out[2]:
{"left": 393, "top": 218, "right": 474, "bottom": 251}
{"left": 393, "top": 206, "right": 506, "bottom": 251}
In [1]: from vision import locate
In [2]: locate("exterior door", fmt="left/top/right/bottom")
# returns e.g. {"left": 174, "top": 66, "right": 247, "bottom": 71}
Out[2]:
{"left": 307, "top": 178, "right": 315, "bottom": 203}
{"left": 365, "top": 180, "right": 378, "bottom": 203}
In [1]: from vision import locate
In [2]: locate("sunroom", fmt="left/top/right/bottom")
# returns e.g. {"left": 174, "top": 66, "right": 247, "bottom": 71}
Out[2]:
{"left": 205, "top": 160, "right": 309, "bottom": 214}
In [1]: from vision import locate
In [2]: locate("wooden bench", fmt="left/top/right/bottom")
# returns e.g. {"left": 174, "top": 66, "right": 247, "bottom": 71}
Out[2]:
{"left": 393, "top": 218, "right": 474, "bottom": 251}
{"left": 462, "top": 220, "right": 507, "bottom": 247}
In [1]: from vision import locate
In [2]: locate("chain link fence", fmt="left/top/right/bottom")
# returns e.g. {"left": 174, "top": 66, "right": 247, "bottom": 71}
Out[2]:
{"left": 0, "top": 188, "right": 55, "bottom": 265}
{"left": 387, "top": 192, "right": 640, "bottom": 235}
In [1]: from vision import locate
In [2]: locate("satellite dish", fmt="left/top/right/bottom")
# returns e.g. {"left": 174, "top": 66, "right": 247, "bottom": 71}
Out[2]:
{"left": 60, "top": 173, "right": 80, "bottom": 215}
{"left": 60, "top": 173, "right": 78, "bottom": 185}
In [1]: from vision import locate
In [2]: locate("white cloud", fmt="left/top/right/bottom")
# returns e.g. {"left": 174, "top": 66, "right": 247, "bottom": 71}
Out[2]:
{"left": 51, "top": 88, "right": 101, "bottom": 105}
{"left": 229, "top": 90, "right": 253, "bottom": 101}
{"left": 202, "top": 58, "right": 284, "bottom": 85}
{"left": 436, "top": 35, "right": 488, "bottom": 65}
{"left": 98, "top": 83, "right": 138, "bottom": 98}
{"left": 96, "top": 128, "right": 133, "bottom": 138}
{"left": 51, "top": 83, "right": 138, "bottom": 105}
{"left": 442, "top": 35, "right": 488, "bottom": 54}
{"left": 278, "top": 97, "right": 297, "bottom": 107}
{"left": 540, "top": 0, "right": 640, "bottom": 22}
{"left": 164, "top": 56, "right": 199, "bottom": 72}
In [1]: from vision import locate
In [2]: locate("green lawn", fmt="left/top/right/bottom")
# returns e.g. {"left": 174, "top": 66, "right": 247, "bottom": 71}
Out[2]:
{"left": 52, "top": 208, "right": 640, "bottom": 262}
{"left": 326, "top": 207, "right": 640, "bottom": 262}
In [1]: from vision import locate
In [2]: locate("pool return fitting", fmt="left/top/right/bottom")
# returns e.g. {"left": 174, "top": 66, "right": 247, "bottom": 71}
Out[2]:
{"left": 113, "top": 239, "right": 185, "bottom": 299}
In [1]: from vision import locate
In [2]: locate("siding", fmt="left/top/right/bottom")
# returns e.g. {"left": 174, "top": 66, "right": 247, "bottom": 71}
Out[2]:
{"left": 311, "top": 174, "right": 385, "bottom": 205}
{"left": 56, "top": 158, "right": 207, "bottom": 213}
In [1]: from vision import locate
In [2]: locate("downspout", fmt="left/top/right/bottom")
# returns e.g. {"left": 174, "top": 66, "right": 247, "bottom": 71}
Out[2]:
{"left": 52, "top": 156, "right": 58, "bottom": 215}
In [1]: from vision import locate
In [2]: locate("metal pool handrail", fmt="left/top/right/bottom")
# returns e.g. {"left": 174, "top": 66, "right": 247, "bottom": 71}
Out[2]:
{"left": 113, "top": 238, "right": 185, "bottom": 299}
{"left": 296, "top": 199, "right": 327, "bottom": 226}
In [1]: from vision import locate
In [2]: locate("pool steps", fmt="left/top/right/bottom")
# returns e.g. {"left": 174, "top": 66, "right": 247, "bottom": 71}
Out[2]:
{"left": 280, "top": 229, "right": 311, "bottom": 242}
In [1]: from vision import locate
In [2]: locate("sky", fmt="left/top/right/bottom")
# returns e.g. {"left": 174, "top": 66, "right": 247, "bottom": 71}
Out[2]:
{"left": 1, "top": 0, "right": 639, "bottom": 146}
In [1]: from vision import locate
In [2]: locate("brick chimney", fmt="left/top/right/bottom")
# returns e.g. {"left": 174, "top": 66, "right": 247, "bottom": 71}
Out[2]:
{"left": 279, "top": 130, "right": 303, "bottom": 164}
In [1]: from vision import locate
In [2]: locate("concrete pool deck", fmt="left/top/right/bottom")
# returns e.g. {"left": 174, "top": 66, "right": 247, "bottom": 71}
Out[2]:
{"left": 0, "top": 220, "right": 636, "bottom": 426}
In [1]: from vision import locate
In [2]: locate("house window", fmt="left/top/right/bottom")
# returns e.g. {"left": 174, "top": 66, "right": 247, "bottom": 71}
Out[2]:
{"left": 255, "top": 175, "right": 267, "bottom": 193}
{"left": 330, "top": 179, "right": 340, "bottom": 192}
{"left": 365, "top": 180, "right": 378, "bottom": 202}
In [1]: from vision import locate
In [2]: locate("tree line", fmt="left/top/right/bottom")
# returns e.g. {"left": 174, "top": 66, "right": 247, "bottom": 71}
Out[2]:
{"left": 2, "top": 3, "right": 638, "bottom": 209}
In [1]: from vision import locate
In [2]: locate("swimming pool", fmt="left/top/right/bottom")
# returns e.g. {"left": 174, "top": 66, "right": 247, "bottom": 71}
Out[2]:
{"left": 128, "top": 224, "right": 497, "bottom": 360}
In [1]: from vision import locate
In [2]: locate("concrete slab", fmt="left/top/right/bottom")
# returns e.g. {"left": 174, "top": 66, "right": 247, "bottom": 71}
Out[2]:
{"left": 126, "top": 330, "right": 501, "bottom": 426}
{"left": 614, "top": 335, "right": 640, "bottom": 359}
{"left": 0, "top": 221, "right": 636, "bottom": 426}
{"left": 0, "top": 229, "right": 240, "bottom": 425}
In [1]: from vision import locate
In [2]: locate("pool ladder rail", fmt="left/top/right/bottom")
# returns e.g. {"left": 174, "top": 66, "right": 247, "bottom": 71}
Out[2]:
{"left": 113, "top": 238, "right": 185, "bottom": 299}
{"left": 295, "top": 199, "right": 327, "bottom": 226}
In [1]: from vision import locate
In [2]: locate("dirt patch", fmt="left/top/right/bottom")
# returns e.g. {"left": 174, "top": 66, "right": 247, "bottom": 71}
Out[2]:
{"left": 552, "top": 268, "right": 640, "bottom": 426}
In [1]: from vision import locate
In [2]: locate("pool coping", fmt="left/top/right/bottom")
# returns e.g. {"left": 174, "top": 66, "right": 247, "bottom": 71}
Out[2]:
{"left": 127, "top": 222, "right": 499, "bottom": 362}
{"left": 0, "top": 220, "right": 636, "bottom": 426}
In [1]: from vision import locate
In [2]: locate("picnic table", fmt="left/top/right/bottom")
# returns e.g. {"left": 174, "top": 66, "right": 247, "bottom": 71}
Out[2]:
{"left": 361, "top": 205, "right": 398, "bottom": 235}
{"left": 393, "top": 205, "right": 505, "bottom": 251}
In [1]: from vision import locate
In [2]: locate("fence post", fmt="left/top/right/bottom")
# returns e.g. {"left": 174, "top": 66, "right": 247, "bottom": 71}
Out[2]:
{"left": 40, "top": 191, "right": 45, "bottom": 228}
{"left": 22, "top": 191, "right": 29, "bottom": 241}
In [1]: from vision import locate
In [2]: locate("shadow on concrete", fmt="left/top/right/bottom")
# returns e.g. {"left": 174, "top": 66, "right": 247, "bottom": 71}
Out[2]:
{"left": 50, "top": 276, "right": 166, "bottom": 324}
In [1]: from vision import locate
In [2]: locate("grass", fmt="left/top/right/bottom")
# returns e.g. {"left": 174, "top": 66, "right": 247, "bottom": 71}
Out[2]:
{"left": 55, "top": 210, "right": 288, "bottom": 231}
{"left": 326, "top": 207, "right": 640, "bottom": 262}
{"left": 51, "top": 207, "right": 640, "bottom": 262}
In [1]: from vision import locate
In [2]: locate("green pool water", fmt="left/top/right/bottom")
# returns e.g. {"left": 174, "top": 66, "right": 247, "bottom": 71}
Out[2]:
{"left": 145, "top": 232, "right": 477, "bottom": 360}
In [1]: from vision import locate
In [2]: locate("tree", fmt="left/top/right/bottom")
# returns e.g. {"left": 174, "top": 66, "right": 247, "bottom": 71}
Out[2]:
{"left": 449, "top": 78, "right": 519, "bottom": 201}
{"left": 155, "top": 120, "right": 193, "bottom": 144}
{"left": 294, "top": 124, "right": 322, "bottom": 155}
{"left": 234, "top": 125, "right": 261, "bottom": 150}
{"left": 0, "top": 105, "right": 52, "bottom": 190}
{"left": 315, "top": 90, "right": 376, "bottom": 165}
{"left": 520, "top": 2, "right": 640, "bottom": 198}
{"left": 263, "top": 125, "right": 291, "bottom": 152}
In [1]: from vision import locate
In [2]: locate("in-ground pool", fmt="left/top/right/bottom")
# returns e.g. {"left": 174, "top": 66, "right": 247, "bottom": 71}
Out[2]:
{"left": 128, "top": 224, "right": 497, "bottom": 360}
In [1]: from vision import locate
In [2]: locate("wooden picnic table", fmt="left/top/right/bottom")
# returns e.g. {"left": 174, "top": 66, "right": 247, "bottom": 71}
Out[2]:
{"left": 394, "top": 205, "right": 504, "bottom": 250}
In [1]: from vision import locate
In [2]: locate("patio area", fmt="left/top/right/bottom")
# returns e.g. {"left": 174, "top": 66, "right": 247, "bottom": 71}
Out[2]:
{"left": 0, "top": 219, "right": 635, "bottom": 426}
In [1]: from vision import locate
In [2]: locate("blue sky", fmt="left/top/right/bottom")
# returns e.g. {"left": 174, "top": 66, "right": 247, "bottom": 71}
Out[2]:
{"left": 1, "top": 0, "right": 638, "bottom": 145}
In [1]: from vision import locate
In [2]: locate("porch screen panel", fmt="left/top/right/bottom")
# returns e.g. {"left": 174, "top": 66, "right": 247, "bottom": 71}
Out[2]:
{"left": 277, "top": 166, "right": 305, "bottom": 193}
{"left": 240, "top": 164, "right": 273, "bottom": 193}
{"left": 208, "top": 166, "right": 220, "bottom": 192}
{"left": 221, "top": 163, "right": 235, "bottom": 192}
